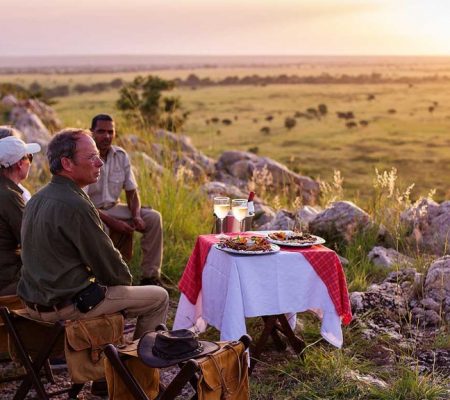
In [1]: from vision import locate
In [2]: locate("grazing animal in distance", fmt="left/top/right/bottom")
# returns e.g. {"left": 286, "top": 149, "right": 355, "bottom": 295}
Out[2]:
{"left": 346, "top": 121, "right": 358, "bottom": 129}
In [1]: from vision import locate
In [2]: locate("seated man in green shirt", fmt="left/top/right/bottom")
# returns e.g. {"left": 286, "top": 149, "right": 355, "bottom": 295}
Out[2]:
{"left": 17, "top": 128, "right": 168, "bottom": 340}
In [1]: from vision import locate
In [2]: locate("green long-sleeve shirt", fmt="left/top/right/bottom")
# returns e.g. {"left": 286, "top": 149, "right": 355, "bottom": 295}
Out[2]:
{"left": 17, "top": 175, "right": 132, "bottom": 306}
{"left": 0, "top": 176, "right": 24, "bottom": 290}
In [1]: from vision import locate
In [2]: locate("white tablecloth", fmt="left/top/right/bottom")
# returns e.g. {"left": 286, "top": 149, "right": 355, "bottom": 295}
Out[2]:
{"left": 174, "top": 246, "right": 344, "bottom": 348}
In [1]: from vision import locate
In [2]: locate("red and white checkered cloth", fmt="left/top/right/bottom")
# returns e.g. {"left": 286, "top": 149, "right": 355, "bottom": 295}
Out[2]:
{"left": 283, "top": 246, "right": 352, "bottom": 325}
{"left": 178, "top": 234, "right": 352, "bottom": 325}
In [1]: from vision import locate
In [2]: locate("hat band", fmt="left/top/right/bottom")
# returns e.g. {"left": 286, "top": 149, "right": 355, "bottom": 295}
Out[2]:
{"left": 152, "top": 343, "right": 204, "bottom": 360}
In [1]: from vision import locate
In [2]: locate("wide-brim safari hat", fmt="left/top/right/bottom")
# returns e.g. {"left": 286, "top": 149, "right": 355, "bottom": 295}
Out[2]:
{"left": 138, "top": 329, "right": 219, "bottom": 368}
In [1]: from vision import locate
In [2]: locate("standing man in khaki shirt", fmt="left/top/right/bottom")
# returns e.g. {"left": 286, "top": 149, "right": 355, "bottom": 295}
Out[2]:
{"left": 85, "top": 114, "right": 164, "bottom": 286}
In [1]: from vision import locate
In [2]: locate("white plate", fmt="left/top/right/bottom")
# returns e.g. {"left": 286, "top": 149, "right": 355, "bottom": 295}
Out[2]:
{"left": 266, "top": 231, "right": 326, "bottom": 247}
{"left": 214, "top": 243, "right": 280, "bottom": 255}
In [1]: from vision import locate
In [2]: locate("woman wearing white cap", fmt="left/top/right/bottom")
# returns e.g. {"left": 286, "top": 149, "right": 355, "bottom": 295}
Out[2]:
{"left": 0, "top": 126, "right": 33, "bottom": 202}
{"left": 0, "top": 135, "right": 41, "bottom": 295}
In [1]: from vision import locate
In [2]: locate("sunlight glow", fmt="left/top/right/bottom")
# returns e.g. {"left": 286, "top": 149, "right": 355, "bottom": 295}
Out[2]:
{"left": 0, "top": 0, "right": 449, "bottom": 55}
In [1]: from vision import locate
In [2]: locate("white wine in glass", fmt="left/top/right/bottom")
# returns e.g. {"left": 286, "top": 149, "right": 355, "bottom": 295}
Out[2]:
{"left": 214, "top": 197, "right": 230, "bottom": 238}
{"left": 231, "top": 199, "right": 248, "bottom": 232}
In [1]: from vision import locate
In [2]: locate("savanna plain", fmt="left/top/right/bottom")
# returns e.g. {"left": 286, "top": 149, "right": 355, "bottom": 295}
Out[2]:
{"left": 1, "top": 59, "right": 449, "bottom": 399}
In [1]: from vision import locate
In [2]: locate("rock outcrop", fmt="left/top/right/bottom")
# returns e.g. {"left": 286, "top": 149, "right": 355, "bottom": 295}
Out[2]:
{"left": 309, "top": 201, "right": 375, "bottom": 244}
{"left": 216, "top": 150, "right": 320, "bottom": 205}
{"left": 423, "top": 256, "right": 450, "bottom": 323}
{"left": 368, "top": 246, "right": 414, "bottom": 268}
{"left": 401, "top": 198, "right": 450, "bottom": 255}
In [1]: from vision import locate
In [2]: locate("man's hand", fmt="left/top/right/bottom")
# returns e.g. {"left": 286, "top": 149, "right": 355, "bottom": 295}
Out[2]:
{"left": 132, "top": 216, "right": 146, "bottom": 232}
{"left": 108, "top": 217, "right": 135, "bottom": 234}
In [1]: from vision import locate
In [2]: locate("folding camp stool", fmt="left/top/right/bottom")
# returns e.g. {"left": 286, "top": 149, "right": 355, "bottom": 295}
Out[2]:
{"left": 249, "top": 314, "right": 305, "bottom": 374}
{"left": 104, "top": 329, "right": 252, "bottom": 400}
{"left": 0, "top": 306, "right": 84, "bottom": 399}
{"left": 0, "top": 295, "right": 44, "bottom": 385}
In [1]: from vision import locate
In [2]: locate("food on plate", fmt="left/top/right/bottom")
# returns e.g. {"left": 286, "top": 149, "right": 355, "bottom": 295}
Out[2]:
{"left": 268, "top": 231, "right": 318, "bottom": 244}
{"left": 218, "top": 236, "right": 272, "bottom": 252}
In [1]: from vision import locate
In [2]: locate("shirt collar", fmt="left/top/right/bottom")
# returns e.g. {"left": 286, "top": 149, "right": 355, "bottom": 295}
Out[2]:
{"left": 51, "top": 175, "right": 90, "bottom": 199}
{"left": 0, "top": 175, "right": 23, "bottom": 194}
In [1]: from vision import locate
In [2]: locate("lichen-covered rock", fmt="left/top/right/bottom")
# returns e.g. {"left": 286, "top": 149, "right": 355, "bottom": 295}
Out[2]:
{"left": 401, "top": 198, "right": 450, "bottom": 255}
{"left": 295, "top": 205, "right": 320, "bottom": 226}
{"left": 259, "top": 209, "right": 295, "bottom": 231}
{"left": 155, "top": 129, "right": 216, "bottom": 175}
{"left": 351, "top": 282, "right": 408, "bottom": 320}
{"left": 216, "top": 150, "right": 320, "bottom": 205}
{"left": 9, "top": 106, "right": 52, "bottom": 148}
{"left": 309, "top": 201, "right": 375, "bottom": 244}
{"left": 368, "top": 246, "right": 413, "bottom": 268}
{"left": 424, "top": 255, "right": 450, "bottom": 321}
{"left": 131, "top": 152, "right": 164, "bottom": 176}
{"left": 1, "top": 94, "right": 18, "bottom": 108}
{"left": 201, "top": 181, "right": 248, "bottom": 199}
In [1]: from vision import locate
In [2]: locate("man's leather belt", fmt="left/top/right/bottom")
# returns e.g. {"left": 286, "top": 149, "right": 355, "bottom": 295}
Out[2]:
{"left": 25, "top": 299, "right": 74, "bottom": 313}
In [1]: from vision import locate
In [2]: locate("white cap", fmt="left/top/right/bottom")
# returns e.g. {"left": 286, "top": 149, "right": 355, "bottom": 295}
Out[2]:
{"left": 0, "top": 136, "right": 41, "bottom": 168}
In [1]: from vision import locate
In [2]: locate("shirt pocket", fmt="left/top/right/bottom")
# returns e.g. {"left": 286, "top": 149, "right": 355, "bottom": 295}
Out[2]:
{"left": 108, "top": 170, "right": 125, "bottom": 197}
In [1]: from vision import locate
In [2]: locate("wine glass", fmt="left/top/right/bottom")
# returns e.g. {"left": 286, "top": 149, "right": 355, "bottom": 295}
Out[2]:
{"left": 214, "top": 197, "right": 230, "bottom": 238}
{"left": 231, "top": 199, "right": 248, "bottom": 232}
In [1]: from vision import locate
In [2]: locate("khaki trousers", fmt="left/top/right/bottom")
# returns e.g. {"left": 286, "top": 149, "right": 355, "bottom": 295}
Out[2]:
{"left": 25, "top": 285, "right": 169, "bottom": 340}
{"left": 103, "top": 204, "right": 163, "bottom": 279}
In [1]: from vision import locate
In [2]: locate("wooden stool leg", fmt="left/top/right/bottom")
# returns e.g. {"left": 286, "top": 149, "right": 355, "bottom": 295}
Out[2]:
{"left": 159, "top": 360, "right": 199, "bottom": 400}
{"left": 14, "top": 320, "right": 65, "bottom": 400}
{"left": 104, "top": 344, "right": 149, "bottom": 400}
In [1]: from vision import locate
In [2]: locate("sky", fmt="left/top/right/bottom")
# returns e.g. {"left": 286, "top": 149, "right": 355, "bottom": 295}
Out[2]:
{"left": 1, "top": 0, "right": 450, "bottom": 56}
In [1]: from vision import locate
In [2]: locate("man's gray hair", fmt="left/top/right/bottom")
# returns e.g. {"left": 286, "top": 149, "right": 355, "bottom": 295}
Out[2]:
{"left": 47, "top": 128, "right": 91, "bottom": 175}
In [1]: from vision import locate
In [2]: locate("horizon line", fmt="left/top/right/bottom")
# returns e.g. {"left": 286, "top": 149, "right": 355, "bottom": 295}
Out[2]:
{"left": 3, "top": 53, "right": 450, "bottom": 58}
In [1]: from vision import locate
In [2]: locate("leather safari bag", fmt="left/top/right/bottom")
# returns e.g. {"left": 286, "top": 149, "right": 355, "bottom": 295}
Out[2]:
{"left": 104, "top": 355, "right": 160, "bottom": 400}
{"left": 64, "top": 313, "right": 124, "bottom": 383}
{"left": 197, "top": 341, "right": 249, "bottom": 400}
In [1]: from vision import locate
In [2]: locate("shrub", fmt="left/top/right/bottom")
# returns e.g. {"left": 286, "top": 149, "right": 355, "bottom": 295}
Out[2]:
{"left": 117, "top": 75, "right": 186, "bottom": 131}
{"left": 284, "top": 116, "right": 297, "bottom": 130}
{"left": 260, "top": 126, "right": 270, "bottom": 135}
{"left": 318, "top": 103, "right": 328, "bottom": 116}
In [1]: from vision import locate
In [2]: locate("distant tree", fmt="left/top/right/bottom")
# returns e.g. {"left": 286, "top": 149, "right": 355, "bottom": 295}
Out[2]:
{"left": 29, "top": 81, "right": 42, "bottom": 94}
{"left": 306, "top": 108, "right": 319, "bottom": 118}
{"left": 110, "top": 78, "right": 124, "bottom": 89}
{"left": 318, "top": 104, "right": 328, "bottom": 116}
{"left": 284, "top": 117, "right": 297, "bottom": 130}
{"left": 116, "top": 75, "right": 186, "bottom": 131}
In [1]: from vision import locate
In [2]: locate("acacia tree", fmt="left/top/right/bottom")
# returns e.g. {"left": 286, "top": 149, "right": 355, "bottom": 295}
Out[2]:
{"left": 116, "top": 75, "right": 187, "bottom": 131}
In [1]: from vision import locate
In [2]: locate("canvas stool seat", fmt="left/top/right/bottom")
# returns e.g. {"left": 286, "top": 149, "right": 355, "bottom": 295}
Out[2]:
{"left": 104, "top": 325, "right": 252, "bottom": 400}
